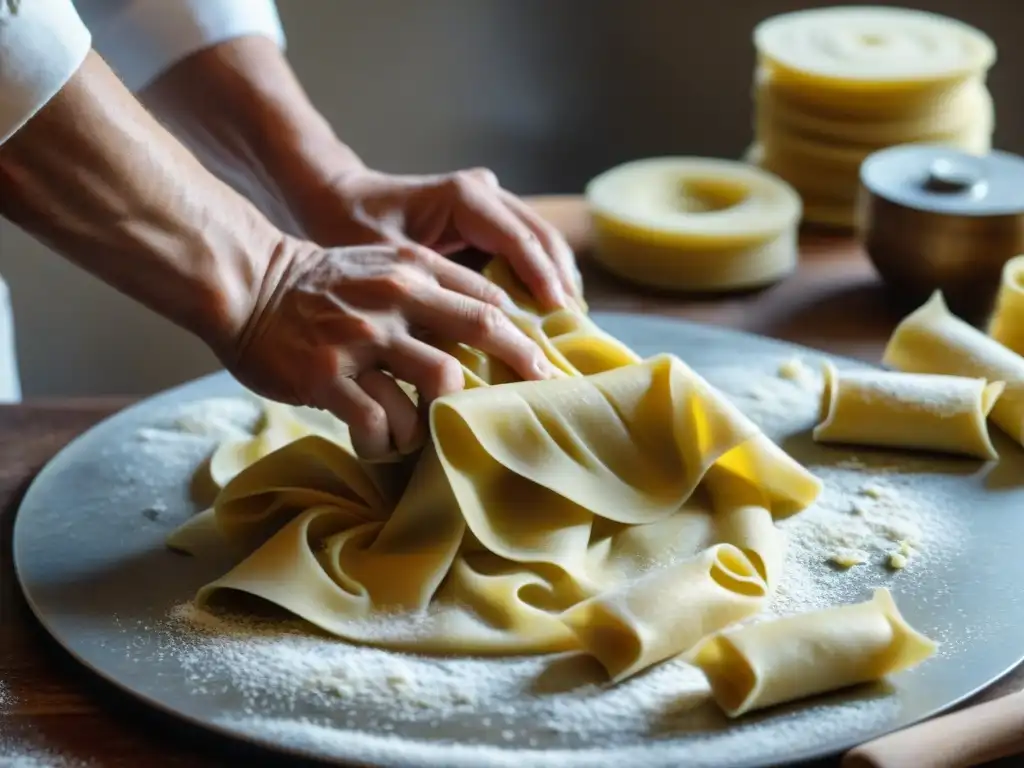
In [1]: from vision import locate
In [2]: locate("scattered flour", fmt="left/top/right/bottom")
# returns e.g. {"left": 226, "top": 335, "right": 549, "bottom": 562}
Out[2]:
{"left": 0, "top": 685, "right": 88, "bottom": 768}
{"left": 107, "top": 360, "right": 971, "bottom": 764}
{"left": 154, "top": 600, "right": 897, "bottom": 767}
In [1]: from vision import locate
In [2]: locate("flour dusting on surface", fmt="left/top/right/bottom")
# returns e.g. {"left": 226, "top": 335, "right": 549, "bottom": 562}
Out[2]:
{"left": 91, "top": 356, "right": 981, "bottom": 766}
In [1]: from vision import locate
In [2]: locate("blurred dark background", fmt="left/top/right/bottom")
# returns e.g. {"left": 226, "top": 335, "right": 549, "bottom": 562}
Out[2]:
{"left": 276, "top": 0, "right": 1023, "bottom": 192}
{"left": 0, "top": 0, "right": 1019, "bottom": 395}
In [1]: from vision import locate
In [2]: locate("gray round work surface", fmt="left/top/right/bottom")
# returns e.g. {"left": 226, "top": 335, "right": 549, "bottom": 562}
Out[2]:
{"left": 13, "top": 313, "right": 1024, "bottom": 768}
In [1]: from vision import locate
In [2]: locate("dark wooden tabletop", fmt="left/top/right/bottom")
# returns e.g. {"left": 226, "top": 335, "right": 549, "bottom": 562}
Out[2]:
{"left": 1, "top": 229, "right": 1021, "bottom": 767}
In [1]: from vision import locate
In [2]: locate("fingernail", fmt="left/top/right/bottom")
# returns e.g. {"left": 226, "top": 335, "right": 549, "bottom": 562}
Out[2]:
{"left": 550, "top": 281, "right": 570, "bottom": 310}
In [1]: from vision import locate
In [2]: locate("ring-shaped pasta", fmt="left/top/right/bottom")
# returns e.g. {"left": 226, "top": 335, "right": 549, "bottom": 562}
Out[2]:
{"left": 585, "top": 157, "right": 801, "bottom": 292}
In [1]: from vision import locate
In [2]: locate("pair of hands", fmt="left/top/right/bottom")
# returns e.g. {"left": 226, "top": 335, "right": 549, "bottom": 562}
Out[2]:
{"left": 228, "top": 167, "right": 584, "bottom": 460}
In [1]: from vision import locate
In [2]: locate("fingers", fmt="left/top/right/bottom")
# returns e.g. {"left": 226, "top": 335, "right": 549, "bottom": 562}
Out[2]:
{"left": 316, "top": 375, "right": 393, "bottom": 460}
{"left": 355, "top": 369, "right": 425, "bottom": 455}
{"left": 499, "top": 189, "right": 583, "bottom": 300}
{"left": 378, "top": 336, "right": 467, "bottom": 403}
{"left": 446, "top": 170, "right": 570, "bottom": 312}
{"left": 398, "top": 244, "right": 514, "bottom": 311}
{"left": 396, "top": 282, "right": 560, "bottom": 382}
{"left": 315, "top": 369, "right": 424, "bottom": 461}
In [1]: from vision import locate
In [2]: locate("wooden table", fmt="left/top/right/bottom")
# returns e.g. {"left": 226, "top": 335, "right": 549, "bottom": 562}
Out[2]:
{"left": 1, "top": 235, "right": 1021, "bottom": 767}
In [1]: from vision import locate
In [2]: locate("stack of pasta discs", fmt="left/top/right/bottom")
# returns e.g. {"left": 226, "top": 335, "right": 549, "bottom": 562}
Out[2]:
{"left": 584, "top": 157, "right": 802, "bottom": 293}
{"left": 747, "top": 5, "right": 997, "bottom": 230}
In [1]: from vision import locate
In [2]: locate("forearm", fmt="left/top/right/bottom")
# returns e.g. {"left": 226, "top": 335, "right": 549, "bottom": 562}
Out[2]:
{"left": 0, "top": 51, "right": 284, "bottom": 353}
{"left": 140, "top": 35, "right": 364, "bottom": 236}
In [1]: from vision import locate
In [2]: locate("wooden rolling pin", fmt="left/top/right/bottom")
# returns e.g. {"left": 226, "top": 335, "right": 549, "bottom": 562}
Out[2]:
{"left": 841, "top": 689, "right": 1024, "bottom": 768}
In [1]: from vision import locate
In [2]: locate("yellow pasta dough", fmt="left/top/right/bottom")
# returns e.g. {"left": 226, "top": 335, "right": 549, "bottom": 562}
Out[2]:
{"left": 562, "top": 544, "right": 767, "bottom": 682}
{"left": 584, "top": 157, "right": 802, "bottom": 292}
{"left": 813, "top": 361, "right": 1004, "bottom": 460}
{"left": 168, "top": 261, "right": 829, "bottom": 680}
{"left": 753, "top": 7, "right": 995, "bottom": 86}
{"left": 988, "top": 255, "right": 1024, "bottom": 357}
{"left": 184, "top": 353, "right": 821, "bottom": 661}
{"left": 689, "top": 588, "right": 937, "bottom": 717}
{"left": 884, "top": 291, "right": 1024, "bottom": 447}
{"left": 749, "top": 7, "right": 997, "bottom": 229}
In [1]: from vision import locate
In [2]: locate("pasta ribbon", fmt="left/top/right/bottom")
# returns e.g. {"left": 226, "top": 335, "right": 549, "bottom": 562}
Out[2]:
{"left": 168, "top": 259, "right": 824, "bottom": 678}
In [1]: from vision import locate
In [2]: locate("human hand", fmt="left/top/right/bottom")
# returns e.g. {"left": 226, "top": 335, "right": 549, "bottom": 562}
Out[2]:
{"left": 226, "top": 239, "right": 561, "bottom": 461}
{"left": 296, "top": 167, "right": 584, "bottom": 314}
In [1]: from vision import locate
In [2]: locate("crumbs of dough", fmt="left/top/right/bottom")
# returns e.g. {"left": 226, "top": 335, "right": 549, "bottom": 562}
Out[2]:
{"left": 777, "top": 356, "right": 816, "bottom": 387}
{"left": 829, "top": 550, "right": 867, "bottom": 569}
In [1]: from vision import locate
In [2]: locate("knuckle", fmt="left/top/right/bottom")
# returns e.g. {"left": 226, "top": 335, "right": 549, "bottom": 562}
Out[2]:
{"left": 425, "top": 356, "right": 465, "bottom": 395}
{"left": 376, "top": 265, "right": 421, "bottom": 302}
{"left": 470, "top": 304, "right": 507, "bottom": 339}
{"left": 347, "top": 315, "right": 388, "bottom": 348}
{"left": 395, "top": 245, "right": 427, "bottom": 269}
{"left": 466, "top": 166, "right": 499, "bottom": 188}
{"left": 447, "top": 171, "right": 476, "bottom": 198}
{"left": 480, "top": 283, "right": 509, "bottom": 307}
{"left": 353, "top": 401, "right": 388, "bottom": 437}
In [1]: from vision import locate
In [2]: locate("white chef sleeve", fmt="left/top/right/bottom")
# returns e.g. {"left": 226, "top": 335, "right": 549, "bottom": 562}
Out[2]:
{"left": 75, "top": 0, "right": 287, "bottom": 92}
{"left": 0, "top": 0, "right": 92, "bottom": 146}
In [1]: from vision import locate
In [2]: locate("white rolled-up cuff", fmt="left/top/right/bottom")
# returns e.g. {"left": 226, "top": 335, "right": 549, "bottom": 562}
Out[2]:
{"left": 0, "top": 0, "right": 92, "bottom": 145}
{"left": 81, "top": 0, "right": 287, "bottom": 92}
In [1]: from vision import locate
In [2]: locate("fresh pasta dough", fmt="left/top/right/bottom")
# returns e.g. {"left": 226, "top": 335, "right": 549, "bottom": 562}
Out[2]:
{"left": 169, "top": 257, "right": 939, "bottom": 701}
{"left": 689, "top": 588, "right": 937, "bottom": 717}
{"left": 562, "top": 544, "right": 767, "bottom": 682}
{"left": 884, "top": 291, "right": 1024, "bottom": 447}
{"left": 583, "top": 157, "right": 802, "bottom": 292}
{"left": 180, "top": 352, "right": 821, "bottom": 661}
{"left": 168, "top": 259, "right": 829, "bottom": 680}
{"left": 988, "top": 255, "right": 1024, "bottom": 357}
{"left": 812, "top": 361, "right": 1004, "bottom": 460}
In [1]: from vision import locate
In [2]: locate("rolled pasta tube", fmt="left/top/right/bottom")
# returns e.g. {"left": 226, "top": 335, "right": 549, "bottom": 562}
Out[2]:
{"left": 689, "top": 588, "right": 937, "bottom": 718}
{"left": 812, "top": 361, "right": 1004, "bottom": 460}
{"left": 988, "top": 255, "right": 1024, "bottom": 357}
{"left": 714, "top": 504, "right": 786, "bottom": 594}
{"left": 561, "top": 544, "right": 767, "bottom": 682}
{"left": 884, "top": 291, "right": 1024, "bottom": 447}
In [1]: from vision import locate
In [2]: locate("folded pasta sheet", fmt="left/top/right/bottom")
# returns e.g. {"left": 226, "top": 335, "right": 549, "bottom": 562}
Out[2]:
{"left": 169, "top": 274, "right": 823, "bottom": 678}
{"left": 988, "top": 255, "right": 1024, "bottom": 357}
{"left": 813, "top": 361, "right": 1004, "bottom": 460}
{"left": 689, "top": 588, "right": 937, "bottom": 717}
{"left": 884, "top": 291, "right": 1024, "bottom": 447}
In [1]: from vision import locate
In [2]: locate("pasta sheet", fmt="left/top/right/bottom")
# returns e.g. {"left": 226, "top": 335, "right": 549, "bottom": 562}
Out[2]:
{"left": 169, "top": 270, "right": 822, "bottom": 679}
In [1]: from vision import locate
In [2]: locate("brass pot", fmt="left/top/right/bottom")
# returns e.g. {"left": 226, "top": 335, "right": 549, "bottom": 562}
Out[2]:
{"left": 857, "top": 145, "right": 1024, "bottom": 325}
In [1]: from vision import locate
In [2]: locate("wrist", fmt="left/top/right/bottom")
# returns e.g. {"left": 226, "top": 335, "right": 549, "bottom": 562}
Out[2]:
{"left": 141, "top": 36, "right": 365, "bottom": 236}
{"left": 0, "top": 51, "right": 285, "bottom": 357}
